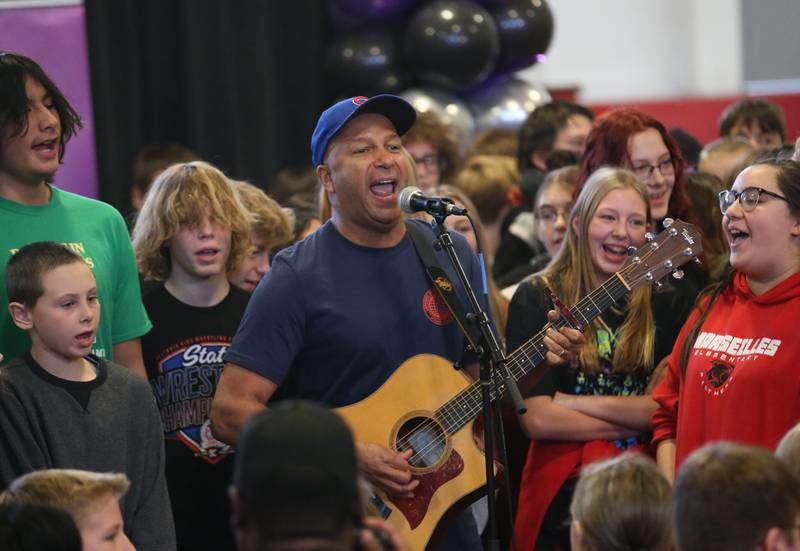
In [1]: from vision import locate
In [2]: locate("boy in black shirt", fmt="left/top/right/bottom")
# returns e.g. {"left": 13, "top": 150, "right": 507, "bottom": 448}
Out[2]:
{"left": 132, "top": 161, "right": 252, "bottom": 551}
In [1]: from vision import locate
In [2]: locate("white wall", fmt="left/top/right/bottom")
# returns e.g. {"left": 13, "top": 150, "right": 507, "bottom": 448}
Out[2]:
{"left": 517, "top": 0, "right": 743, "bottom": 102}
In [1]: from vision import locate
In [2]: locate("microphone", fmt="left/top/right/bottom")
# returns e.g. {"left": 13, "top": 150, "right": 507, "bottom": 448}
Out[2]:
{"left": 398, "top": 186, "right": 467, "bottom": 217}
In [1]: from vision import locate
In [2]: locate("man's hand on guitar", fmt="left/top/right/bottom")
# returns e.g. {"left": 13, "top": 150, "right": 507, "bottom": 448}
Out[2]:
{"left": 356, "top": 443, "right": 420, "bottom": 499}
{"left": 544, "top": 309, "right": 584, "bottom": 366}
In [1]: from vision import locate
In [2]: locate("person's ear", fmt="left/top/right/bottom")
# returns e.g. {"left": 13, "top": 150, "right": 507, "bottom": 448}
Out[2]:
{"left": 531, "top": 151, "right": 548, "bottom": 172}
{"left": 317, "top": 164, "right": 335, "bottom": 195}
{"left": 570, "top": 520, "right": 585, "bottom": 551}
{"left": 760, "top": 526, "right": 799, "bottom": 551}
{"left": 790, "top": 216, "right": 800, "bottom": 237}
{"left": 8, "top": 302, "right": 33, "bottom": 331}
{"left": 572, "top": 216, "right": 580, "bottom": 235}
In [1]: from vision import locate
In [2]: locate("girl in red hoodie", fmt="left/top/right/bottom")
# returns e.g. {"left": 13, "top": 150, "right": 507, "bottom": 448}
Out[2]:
{"left": 652, "top": 158, "right": 800, "bottom": 483}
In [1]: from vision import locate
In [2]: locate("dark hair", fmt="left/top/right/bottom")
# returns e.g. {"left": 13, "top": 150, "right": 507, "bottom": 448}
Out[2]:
{"left": 402, "top": 111, "right": 462, "bottom": 184}
{"left": 6, "top": 242, "right": 85, "bottom": 308}
{"left": 674, "top": 442, "right": 800, "bottom": 551}
{"left": 544, "top": 149, "right": 579, "bottom": 171}
{"left": 684, "top": 171, "right": 728, "bottom": 260}
{"left": 670, "top": 127, "right": 703, "bottom": 167}
{"left": 576, "top": 107, "right": 694, "bottom": 224}
{"left": 269, "top": 164, "right": 320, "bottom": 205}
{"left": 0, "top": 502, "right": 82, "bottom": 551}
{"left": 753, "top": 144, "right": 797, "bottom": 163}
{"left": 517, "top": 100, "right": 594, "bottom": 171}
{"left": 131, "top": 142, "right": 200, "bottom": 194}
{"left": 0, "top": 51, "right": 82, "bottom": 161}
{"left": 233, "top": 401, "right": 360, "bottom": 542}
{"left": 719, "top": 98, "right": 786, "bottom": 142}
{"left": 678, "top": 159, "right": 800, "bottom": 374}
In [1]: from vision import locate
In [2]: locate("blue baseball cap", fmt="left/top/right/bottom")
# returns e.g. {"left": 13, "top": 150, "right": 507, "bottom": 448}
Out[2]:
{"left": 311, "top": 94, "right": 417, "bottom": 167}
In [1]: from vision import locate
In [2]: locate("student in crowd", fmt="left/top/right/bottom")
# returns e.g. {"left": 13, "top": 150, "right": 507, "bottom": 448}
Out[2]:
{"left": 496, "top": 102, "right": 594, "bottom": 285}
{"left": 0, "top": 501, "right": 82, "bottom": 551}
{"left": 699, "top": 137, "right": 758, "bottom": 187}
{"left": 719, "top": 98, "right": 786, "bottom": 150}
{"left": 228, "top": 180, "right": 294, "bottom": 293}
{"left": 132, "top": 161, "right": 253, "bottom": 551}
{"left": 674, "top": 442, "right": 800, "bottom": 551}
{"left": 569, "top": 454, "right": 672, "bottom": 551}
{"left": 508, "top": 168, "right": 694, "bottom": 550}
{"left": 1, "top": 469, "right": 135, "bottom": 551}
{"left": 498, "top": 165, "right": 578, "bottom": 291}
{"left": 0, "top": 242, "right": 174, "bottom": 549}
{"left": 577, "top": 108, "right": 693, "bottom": 231}
{"left": 129, "top": 142, "right": 200, "bottom": 216}
{"left": 230, "top": 401, "right": 410, "bottom": 551}
{"left": 652, "top": 159, "right": 800, "bottom": 482}
{"left": 684, "top": 171, "right": 730, "bottom": 281}
{"left": 577, "top": 107, "right": 708, "bottom": 293}
{"left": 268, "top": 164, "right": 318, "bottom": 205}
{"left": 517, "top": 101, "right": 595, "bottom": 177}
{"left": 431, "top": 184, "right": 509, "bottom": 337}
{"left": 465, "top": 129, "right": 518, "bottom": 159}
{"left": 454, "top": 154, "right": 519, "bottom": 261}
{"left": 0, "top": 52, "right": 150, "bottom": 376}
{"left": 402, "top": 111, "right": 461, "bottom": 191}
{"left": 776, "top": 422, "right": 800, "bottom": 481}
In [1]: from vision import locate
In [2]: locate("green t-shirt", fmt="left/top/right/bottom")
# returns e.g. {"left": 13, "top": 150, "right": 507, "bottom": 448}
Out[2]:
{"left": 0, "top": 186, "right": 152, "bottom": 364}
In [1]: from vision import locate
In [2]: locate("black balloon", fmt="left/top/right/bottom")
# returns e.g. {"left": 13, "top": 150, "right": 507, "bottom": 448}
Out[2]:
{"left": 404, "top": 0, "right": 500, "bottom": 91}
{"left": 490, "top": 0, "right": 554, "bottom": 72}
{"left": 325, "top": 30, "right": 410, "bottom": 97}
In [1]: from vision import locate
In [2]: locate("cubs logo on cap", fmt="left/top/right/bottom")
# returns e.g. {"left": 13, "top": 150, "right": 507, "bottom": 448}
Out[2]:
{"left": 310, "top": 94, "right": 417, "bottom": 167}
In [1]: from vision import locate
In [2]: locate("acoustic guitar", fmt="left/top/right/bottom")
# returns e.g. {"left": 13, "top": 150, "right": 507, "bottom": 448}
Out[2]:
{"left": 336, "top": 219, "right": 702, "bottom": 550}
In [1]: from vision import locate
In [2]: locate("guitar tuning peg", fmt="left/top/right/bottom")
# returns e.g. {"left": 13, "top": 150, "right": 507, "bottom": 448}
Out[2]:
{"left": 654, "top": 280, "right": 664, "bottom": 290}
{"left": 672, "top": 270, "right": 685, "bottom": 280}
{"left": 645, "top": 232, "right": 655, "bottom": 242}
{"left": 645, "top": 272, "right": 654, "bottom": 282}
{"left": 662, "top": 217, "right": 674, "bottom": 228}
{"left": 627, "top": 246, "right": 637, "bottom": 256}
{"left": 693, "top": 257, "right": 702, "bottom": 265}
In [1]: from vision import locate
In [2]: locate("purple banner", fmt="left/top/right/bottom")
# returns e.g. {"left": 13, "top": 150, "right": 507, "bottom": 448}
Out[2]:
{"left": 0, "top": 1, "right": 98, "bottom": 198}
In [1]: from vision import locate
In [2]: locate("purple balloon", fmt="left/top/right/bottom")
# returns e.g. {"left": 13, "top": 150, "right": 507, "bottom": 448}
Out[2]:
{"left": 333, "top": 0, "right": 412, "bottom": 21}
{"left": 490, "top": 0, "right": 554, "bottom": 72}
{"left": 404, "top": 0, "right": 500, "bottom": 91}
{"left": 325, "top": 30, "right": 410, "bottom": 97}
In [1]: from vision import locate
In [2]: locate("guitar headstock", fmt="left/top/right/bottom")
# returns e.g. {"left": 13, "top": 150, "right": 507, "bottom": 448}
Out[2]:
{"left": 618, "top": 219, "right": 703, "bottom": 291}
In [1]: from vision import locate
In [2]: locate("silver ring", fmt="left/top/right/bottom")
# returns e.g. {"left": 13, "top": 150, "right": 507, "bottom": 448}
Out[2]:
{"left": 559, "top": 349, "right": 567, "bottom": 358}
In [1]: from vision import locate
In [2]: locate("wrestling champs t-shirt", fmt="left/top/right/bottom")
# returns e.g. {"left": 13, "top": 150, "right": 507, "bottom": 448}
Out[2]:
{"left": 142, "top": 283, "right": 249, "bottom": 551}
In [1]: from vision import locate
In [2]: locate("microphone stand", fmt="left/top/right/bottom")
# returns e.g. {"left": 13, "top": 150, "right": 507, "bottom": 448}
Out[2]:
{"left": 428, "top": 212, "right": 526, "bottom": 551}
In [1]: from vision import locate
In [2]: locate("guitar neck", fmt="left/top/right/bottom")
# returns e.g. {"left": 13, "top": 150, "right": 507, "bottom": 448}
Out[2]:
{"left": 435, "top": 273, "right": 632, "bottom": 436}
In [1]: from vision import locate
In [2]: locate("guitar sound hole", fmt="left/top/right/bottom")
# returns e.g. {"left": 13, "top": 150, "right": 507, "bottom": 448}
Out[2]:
{"left": 396, "top": 415, "right": 446, "bottom": 469}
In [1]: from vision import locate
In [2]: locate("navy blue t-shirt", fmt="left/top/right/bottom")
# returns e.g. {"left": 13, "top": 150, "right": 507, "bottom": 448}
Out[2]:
{"left": 224, "top": 219, "right": 485, "bottom": 407}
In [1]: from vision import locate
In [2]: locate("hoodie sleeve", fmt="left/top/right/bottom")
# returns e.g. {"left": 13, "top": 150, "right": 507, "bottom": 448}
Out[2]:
{"left": 651, "top": 305, "right": 703, "bottom": 447}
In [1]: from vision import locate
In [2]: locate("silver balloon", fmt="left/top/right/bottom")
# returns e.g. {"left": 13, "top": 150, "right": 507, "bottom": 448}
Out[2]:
{"left": 400, "top": 87, "right": 476, "bottom": 147}
{"left": 468, "top": 76, "right": 551, "bottom": 132}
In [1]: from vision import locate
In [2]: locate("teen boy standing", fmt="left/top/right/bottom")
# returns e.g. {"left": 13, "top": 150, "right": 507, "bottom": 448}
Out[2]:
{"left": 0, "top": 52, "right": 150, "bottom": 375}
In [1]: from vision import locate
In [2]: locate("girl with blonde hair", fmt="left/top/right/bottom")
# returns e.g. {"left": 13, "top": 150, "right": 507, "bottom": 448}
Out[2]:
{"left": 507, "top": 167, "right": 694, "bottom": 550}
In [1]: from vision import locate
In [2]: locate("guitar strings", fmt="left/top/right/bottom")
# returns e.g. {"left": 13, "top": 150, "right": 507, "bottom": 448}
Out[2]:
{"left": 395, "top": 231, "right": 689, "bottom": 464}
{"left": 395, "top": 239, "right": 668, "bottom": 462}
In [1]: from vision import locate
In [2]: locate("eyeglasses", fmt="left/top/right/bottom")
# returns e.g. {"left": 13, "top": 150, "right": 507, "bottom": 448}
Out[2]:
{"left": 536, "top": 206, "right": 571, "bottom": 224}
{"left": 718, "top": 186, "right": 790, "bottom": 214}
{"left": 412, "top": 154, "right": 439, "bottom": 169}
{"left": 632, "top": 158, "right": 675, "bottom": 181}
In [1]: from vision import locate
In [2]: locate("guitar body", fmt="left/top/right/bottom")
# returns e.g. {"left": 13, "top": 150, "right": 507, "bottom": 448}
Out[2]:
{"left": 336, "top": 354, "right": 496, "bottom": 551}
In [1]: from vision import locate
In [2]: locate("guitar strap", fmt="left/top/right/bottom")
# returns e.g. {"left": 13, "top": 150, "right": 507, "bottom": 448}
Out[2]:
{"left": 404, "top": 220, "right": 481, "bottom": 354}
